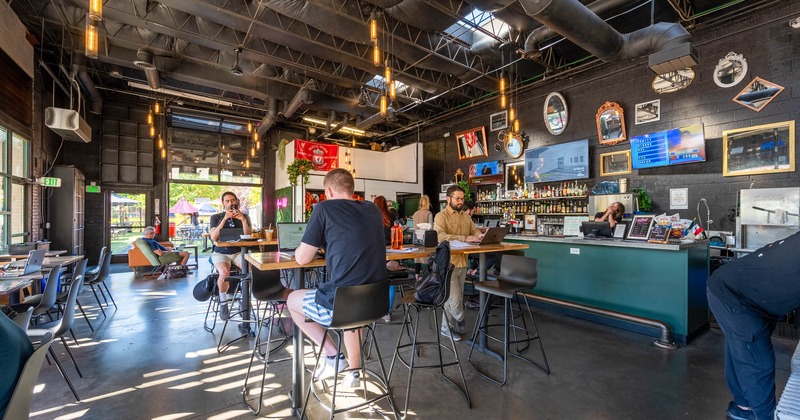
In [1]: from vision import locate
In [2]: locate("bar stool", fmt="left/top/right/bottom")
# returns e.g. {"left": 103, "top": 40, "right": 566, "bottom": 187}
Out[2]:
{"left": 301, "top": 280, "right": 398, "bottom": 419}
{"left": 388, "top": 242, "right": 471, "bottom": 417}
{"left": 241, "top": 268, "right": 292, "bottom": 415}
{"left": 467, "top": 254, "right": 550, "bottom": 386}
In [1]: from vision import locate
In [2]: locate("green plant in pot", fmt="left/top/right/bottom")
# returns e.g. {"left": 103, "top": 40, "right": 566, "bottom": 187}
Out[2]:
{"left": 457, "top": 180, "right": 472, "bottom": 202}
{"left": 633, "top": 188, "right": 652, "bottom": 212}
{"left": 287, "top": 158, "right": 314, "bottom": 187}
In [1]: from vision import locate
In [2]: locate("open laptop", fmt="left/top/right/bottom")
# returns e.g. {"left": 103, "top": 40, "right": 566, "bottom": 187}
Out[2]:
{"left": 218, "top": 227, "right": 245, "bottom": 242}
{"left": 1, "top": 249, "right": 47, "bottom": 277}
{"left": 478, "top": 226, "right": 509, "bottom": 245}
{"left": 277, "top": 222, "right": 309, "bottom": 257}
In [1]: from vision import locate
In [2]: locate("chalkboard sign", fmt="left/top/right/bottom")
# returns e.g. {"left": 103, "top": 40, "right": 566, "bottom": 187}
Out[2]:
{"left": 647, "top": 224, "right": 671, "bottom": 244}
{"left": 627, "top": 215, "right": 654, "bottom": 240}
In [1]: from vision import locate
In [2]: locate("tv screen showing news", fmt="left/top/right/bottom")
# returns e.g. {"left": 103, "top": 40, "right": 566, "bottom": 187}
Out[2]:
{"left": 524, "top": 139, "right": 589, "bottom": 183}
{"left": 630, "top": 124, "right": 706, "bottom": 169}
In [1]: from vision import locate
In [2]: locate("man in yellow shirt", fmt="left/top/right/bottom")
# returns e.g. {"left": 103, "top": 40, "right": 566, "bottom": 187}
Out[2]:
{"left": 434, "top": 185, "right": 483, "bottom": 341}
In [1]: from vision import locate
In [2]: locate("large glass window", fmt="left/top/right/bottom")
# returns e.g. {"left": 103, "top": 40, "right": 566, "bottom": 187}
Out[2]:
{"left": 0, "top": 126, "right": 30, "bottom": 251}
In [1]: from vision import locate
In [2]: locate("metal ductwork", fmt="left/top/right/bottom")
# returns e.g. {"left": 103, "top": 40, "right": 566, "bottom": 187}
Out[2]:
{"left": 71, "top": 63, "right": 103, "bottom": 114}
{"left": 324, "top": 112, "right": 349, "bottom": 137}
{"left": 132, "top": 48, "right": 161, "bottom": 89}
{"left": 280, "top": 81, "right": 314, "bottom": 119}
{"left": 355, "top": 111, "right": 386, "bottom": 130}
{"left": 256, "top": 97, "right": 279, "bottom": 137}
{"left": 519, "top": 0, "right": 697, "bottom": 74}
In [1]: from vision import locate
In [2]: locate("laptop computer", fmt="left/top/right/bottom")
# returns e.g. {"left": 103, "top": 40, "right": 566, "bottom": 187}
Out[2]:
{"left": 0, "top": 249, "right": 47, "bottom": 277}
{"left": 277, "top": 222, "right": 309, "bottom": 257}
{"left": 478, "top": 226, "right": 509, "bottom": 245}
{"left": 218, "top": 227, "right": 245, "bottom": 242}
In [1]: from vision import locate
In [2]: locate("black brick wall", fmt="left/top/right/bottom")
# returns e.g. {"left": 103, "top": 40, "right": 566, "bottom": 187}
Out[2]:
{"left": 416, "top": 1, "right": 800, "bottom": 233}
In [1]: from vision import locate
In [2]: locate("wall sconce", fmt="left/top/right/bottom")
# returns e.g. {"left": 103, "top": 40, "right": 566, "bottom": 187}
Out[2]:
{"left": 85, "top": 18, "right": 99, "bottom": 59}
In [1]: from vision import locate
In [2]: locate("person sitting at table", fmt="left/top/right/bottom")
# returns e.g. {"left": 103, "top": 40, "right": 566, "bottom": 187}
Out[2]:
{"left": 434, "top": 184, "right": 484, "bottom": 341}
{"left": 0, "top": 311, "right": 34, "bottom": 419}
{"left": 209, "top": 191, "right": 252, "bottom": 321}
{"left": 374, "top": 196, "right": 406, "bottom": 322}
{"left": 594, "top": 201, "right": 625, "bottom": 230}
{"left": 142, "top": 227, "right": 191, "bottom": 267}
{"left": 287, "top": 168, "right": 386, "bottom": 388}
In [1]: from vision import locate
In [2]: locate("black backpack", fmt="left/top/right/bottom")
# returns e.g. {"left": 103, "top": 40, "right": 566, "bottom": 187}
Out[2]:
{"left": 414, "top": 241, "right": 452, "bottom": 304}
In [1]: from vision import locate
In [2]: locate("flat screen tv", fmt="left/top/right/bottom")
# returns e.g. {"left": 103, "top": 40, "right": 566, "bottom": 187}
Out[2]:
{"left": 630, "top": 124, "right": 706, "bottom": 169}
{"left": 524, "top": 139, "right": 589, "bottom": 183}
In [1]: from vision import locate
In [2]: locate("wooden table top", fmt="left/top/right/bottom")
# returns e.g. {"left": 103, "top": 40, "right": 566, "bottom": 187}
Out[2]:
{"left": 0, "top": 250, "right": 69, "bottom": 261}
{"left": 214, "top": 238, "right": 278, "bottom": 248}
{"left": 0, "top": 273, "right": 42, "bottom": 295}
{"left": 44, "top": 255, "right": 84, "bottom": 267}
{"left": 244, "top": 242, "right": 528, "bottom": 271}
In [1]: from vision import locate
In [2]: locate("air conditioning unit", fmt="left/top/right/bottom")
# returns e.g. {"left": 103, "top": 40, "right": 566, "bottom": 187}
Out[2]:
{"left": 44, "top": 107, "right": 92, "bottom": 143}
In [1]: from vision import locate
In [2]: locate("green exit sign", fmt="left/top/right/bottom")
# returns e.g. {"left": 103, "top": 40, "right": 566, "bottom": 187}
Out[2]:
{"left": 86, "top": 185, "right": 101, "bottom": 193}
{"left": 37, "top": 177, "right": 61, "bottom": 187}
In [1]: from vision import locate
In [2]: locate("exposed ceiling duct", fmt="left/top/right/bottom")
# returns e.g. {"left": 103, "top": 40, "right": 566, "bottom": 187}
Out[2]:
{"left": 354, "top": 107, "right": 396, "bottom": 130}
{"left": 519, "top": 0, "right": 697, "bottom": 74}
{"left": 72, "top": 62, "right": 103, "bottom": 114}
{"left": 256, "top": 97, "right": 279, "bottom": 137}
{"left": 323, "top": 112, "right": 350, "bottom": 137}
{"left": 132, "top": 48, "right": 161, "bottom": 90}
{"left": 280, "top": 81, "right": 314, "bottom": 119}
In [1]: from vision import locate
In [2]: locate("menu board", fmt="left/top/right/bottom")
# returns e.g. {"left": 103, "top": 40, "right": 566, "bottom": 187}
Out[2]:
{"left": 647, "top": 224, "right": 671, "bottom": 244}
{"left": 627, "top": 215, "right": 654, "bottom": 240}
{"left": 563, "top": 216, "right": 587, "bottom": 237}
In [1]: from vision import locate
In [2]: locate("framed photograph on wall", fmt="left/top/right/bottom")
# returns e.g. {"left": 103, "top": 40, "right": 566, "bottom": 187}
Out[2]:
{"left": 634, "top": 99, "right": 660, "bottom": 125}
{"left": 723, "top": 120, "right": 795, "bottom": 176}
{"left": 456, "top": 126, "right": 489, "bottom": 160}
{"left": 599, "top": 150, "right": 632, "bottom": 176}
{"left": 490, "top": 111, "right": 508, "bottom": 131}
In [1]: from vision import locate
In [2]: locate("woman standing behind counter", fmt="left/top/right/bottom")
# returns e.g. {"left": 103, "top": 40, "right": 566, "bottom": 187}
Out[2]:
{"left": 594, "top": 201, "right": 625, "bottom": 229}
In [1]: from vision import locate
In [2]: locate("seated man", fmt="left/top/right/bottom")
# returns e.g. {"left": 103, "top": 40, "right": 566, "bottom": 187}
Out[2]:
{"left": 142, "top": 226, "right": 190, "bottom": 266}
{"left": 0, "top": 312, "right": 34, "bottom": 418}
{"left": 287, "top": 168, "right": 386, "bottom": 388}
{"left": 208, "top": 191, "right": 252, "bottom": 321}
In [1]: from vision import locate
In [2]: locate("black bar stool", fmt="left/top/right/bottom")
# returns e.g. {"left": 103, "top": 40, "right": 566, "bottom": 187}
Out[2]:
{"left": 301, "top": 280, "right": 398, "bottom": 419}
{"left": 467, "top": 254, "right": 550, "bottom": 386}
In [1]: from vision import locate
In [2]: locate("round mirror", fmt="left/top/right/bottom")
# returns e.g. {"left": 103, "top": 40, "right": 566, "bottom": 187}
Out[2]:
{"left": 713, "top": 52, "right": 748, "bottom": 88}
{"left": 543, "top": 92, "right": 568, "bottom": 135}
{"left": 596, "top": 102, "right": 626, "bottom": 145}
{"left": 652, "top": 68, "right": 696, "bottom": 94}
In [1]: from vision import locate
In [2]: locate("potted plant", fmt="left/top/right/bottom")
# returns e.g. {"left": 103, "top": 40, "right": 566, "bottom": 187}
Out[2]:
{"left": 633, "top": 188, "right": 652, "bottom": 212}
{"left": 287, "top": 158, "right": 313, "bottom": 187}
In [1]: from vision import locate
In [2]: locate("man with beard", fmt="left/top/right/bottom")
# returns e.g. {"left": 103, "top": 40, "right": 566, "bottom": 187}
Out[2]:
{"left": 433, "top": 184, "right": 483, "bottom": 341}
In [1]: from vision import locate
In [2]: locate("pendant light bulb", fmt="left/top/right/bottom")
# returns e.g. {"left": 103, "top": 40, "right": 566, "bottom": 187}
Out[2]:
{"left": 245, "top": 158, "right": 251, "bottom": 169}
{"left": 389, "top": 81, "right": 396, "bottom": 100}
{"left": 89, "top": 0, "right": 102, "bottom": 20}
{"left": 251, "top": 146, "right": 256, "bottom": 157}
{"left": 384, "top": 66, "right": 392, "bottom": 85}
{"left": 514, "top": 119, "right": 520, "bottom": 132}
{"left": 372, "top": 45, "right": 381, "bottom": 67}
{"left": 161, "top": 148, "right": 166, "bottom": 159}
{"left": 253, "top": 131, "right": 259, "bottom": 142}
{"left": 149, "top": 125, "right": 156, "bottom": 138}
{"left": 247, "top": 121, "right": 252, "bottom": 133}
{"left": 147, "top": 112, "right": 153, "bottom": 125}
{"left": 500, "top": 94, "right": 507, "bottom": 109}
{"left": 499, "top": 72, "right": 506, "bottom": 92}
{"left": 85, "top": 19, "right": 99, "bottom": 59}
{"left": 256, "top": 141, "right": 260, "bottom": 150}
{"left": 509, "top": 107, "right": 515, "bottom": 123}
{"left": 369, "top": 13, "right": 378, "bottom": 43}
{"left": 352, "top": 137, "right": 356, "bottom": 148}
{"left": 380, "top": 94, "right": 387, "bottom": 116}
{"left": 158, "top": 137, "right": 163, "bottom": 149}
{"left": 154, "top": 102, "right": 160, "bottom": 114}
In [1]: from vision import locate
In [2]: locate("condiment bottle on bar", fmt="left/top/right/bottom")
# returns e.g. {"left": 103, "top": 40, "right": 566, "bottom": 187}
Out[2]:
{"left": 391, "top": 221, "right": 403, "bottom": 250}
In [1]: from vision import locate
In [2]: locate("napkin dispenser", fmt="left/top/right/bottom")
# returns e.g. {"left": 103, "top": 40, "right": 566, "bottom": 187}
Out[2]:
{"left": 413, "top": 229, "right": 438, "bottom": 247}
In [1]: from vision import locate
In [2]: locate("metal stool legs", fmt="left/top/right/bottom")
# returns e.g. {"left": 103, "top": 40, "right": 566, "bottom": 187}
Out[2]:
{"left": 241, "top": 301, "right": 291, "bottom": 414}
{"left": 468, "top": 293, "right": 550, "bottom": 386}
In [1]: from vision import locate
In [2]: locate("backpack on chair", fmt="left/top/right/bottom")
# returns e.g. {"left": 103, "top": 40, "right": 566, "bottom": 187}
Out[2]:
{"left": 414, "top": 241, "right": 451, "bottom": 304}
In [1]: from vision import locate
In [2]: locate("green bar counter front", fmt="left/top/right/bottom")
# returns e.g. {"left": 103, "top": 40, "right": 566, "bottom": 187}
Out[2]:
{"left": 505, "top": 236, "right": 710, "bottom": 345}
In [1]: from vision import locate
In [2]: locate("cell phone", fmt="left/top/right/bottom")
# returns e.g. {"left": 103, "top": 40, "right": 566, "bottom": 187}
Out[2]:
{"left": 230, "top": 204, "right": 238, "bottom": 211}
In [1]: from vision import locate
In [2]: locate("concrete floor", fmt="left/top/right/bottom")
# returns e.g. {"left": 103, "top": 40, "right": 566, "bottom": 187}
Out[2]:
{"left": 27, "top": 263, "right": 796, "bottom": 419}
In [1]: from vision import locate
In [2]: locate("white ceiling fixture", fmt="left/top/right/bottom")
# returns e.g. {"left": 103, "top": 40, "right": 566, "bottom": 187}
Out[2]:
{"left": 128, "top": 82, "right": 233, "bottom": 107}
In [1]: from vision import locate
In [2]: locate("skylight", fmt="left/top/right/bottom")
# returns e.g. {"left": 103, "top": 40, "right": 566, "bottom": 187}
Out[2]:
{"left": 444, "top": 9, "right": 509, "bottom": 44}
{"left": 366, "top": 75, "right": 408, "bottom": 93}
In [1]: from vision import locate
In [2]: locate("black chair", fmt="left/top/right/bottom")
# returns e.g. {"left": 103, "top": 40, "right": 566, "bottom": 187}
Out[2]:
{"left": 467, "top": 255, "right": 550, "bottom": 386}
{"left": 241, "top": 268, "right": 292, "bottom": 415}
{"left": 301, "top": 280, "right": 399, "bottom": 419}
{"left": 56, "top": 259, "right": 92, "bottom": 332}
{"left": 3, "top": 332, "right": 55, "bottom": 420}
{"left": 388, "top": 243, "right": 471, "bottom": 417}
{"left": 11, "top": 264, "right": 63, "bottom": 326}
{"left": 85, "top": 252, "right": 115, "bottom": 317}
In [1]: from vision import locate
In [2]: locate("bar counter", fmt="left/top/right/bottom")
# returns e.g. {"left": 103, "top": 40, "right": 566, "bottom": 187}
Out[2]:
{"left": 504, "top": 234, "right": 709, "bottom": 345}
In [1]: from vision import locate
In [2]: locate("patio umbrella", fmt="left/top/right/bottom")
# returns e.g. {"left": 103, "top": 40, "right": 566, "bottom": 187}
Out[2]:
{"left": 197, "top": 202, "right": 219, "bottom": 214}
{"left": 169, "top": 198, "right": 198, "bottom": 214}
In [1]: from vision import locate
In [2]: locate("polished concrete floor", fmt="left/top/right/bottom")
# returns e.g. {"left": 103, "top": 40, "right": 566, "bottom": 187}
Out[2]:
{"left": 26, "top": 263, "right": 796, "bottom": 419}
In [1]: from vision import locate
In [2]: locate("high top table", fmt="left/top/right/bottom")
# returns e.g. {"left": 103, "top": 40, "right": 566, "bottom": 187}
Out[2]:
{"left": 245, "top": 241, "right": 527, "bottom": 416}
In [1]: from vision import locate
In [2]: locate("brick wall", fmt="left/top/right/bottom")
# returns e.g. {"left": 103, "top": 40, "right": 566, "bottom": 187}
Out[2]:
{"left": 417, "top": 0, "right": 800, "bottom": 234}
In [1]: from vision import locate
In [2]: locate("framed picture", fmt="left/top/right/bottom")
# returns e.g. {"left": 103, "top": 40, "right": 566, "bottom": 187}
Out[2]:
{"left": 440, "top": 183, "right": 455, "bottom": 193}
{"left": 733, "top": 77, "right": 784, "bottom": 112}
{"left": 627, "top": 215, "right": 654, "bottom": 240}
{"left": 723, "top": 120, "right": 795, "bottom": 177}
{"left": 456, "top": 126, "right": 489, "bottom": 160}
{"left": 599, "top": 150, "right": 632, "bottom": 177}
{"left": 634, "top": 99, "right": 660, "bottom": 125}
{"left": 490, "top": 111, "right": 508, "bottom": 131}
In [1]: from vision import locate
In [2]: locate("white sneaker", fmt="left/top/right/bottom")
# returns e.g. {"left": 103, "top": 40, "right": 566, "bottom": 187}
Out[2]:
{"left": 341, "top": 371, "right": 361, "bottom": 388}
{"left": 313, "top": 355, "right": 347, "bottom": 381}
{"left": 382, "top": 313, "right": 392, "bottom": 323}
{"left": 440, "top": 323, "right": 462, "bottom": 341}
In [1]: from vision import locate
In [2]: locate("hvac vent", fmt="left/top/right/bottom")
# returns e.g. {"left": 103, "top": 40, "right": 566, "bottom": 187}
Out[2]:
{"left": 44, "top": 107, "right": 92, "bottom": 143}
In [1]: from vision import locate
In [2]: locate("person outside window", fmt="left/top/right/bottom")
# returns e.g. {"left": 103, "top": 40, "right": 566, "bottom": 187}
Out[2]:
{"left": 209, "top": 191, "right": 252, "bottom": 320}
{"left": 434, "top": 184, "right": 483, "bottom": 341}
{"left": 142, "top": 227, "right": 190, "bottom": 266}
{"left": 287, "top": 169, "right": 386, "bottom": 388}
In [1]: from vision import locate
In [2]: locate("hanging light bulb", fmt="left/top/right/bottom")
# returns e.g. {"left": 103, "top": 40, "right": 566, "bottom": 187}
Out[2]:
{"left": 352, "top": 137, "right": 356, "bottom": 148}
{"left": 154, "top": 102, "right": 160, "bottom": 114}
{"left": 245, "top": 158, "right": 250, "bottom": 169}
{"left": 221, "top": 144, "right": 225, "bottom": 151}
{"left": 250, "top": 146, "right": 256, "bottom": 157}
{"left": 147, "top": 111, "right": 153, "bottom": 125}
{"left": 85, "top": 18, "right": 99, "bottom": 59}
{"left": 226, "top": 157, "right": 230, "bottom": 165}
{"left": 379, "top": 93, "right": 387, "bottom": 116}
{"left": 500, "top": 94, "right": 507, "bottom": 109}
{"left": 509, "top": 107, "right": 515, "bottom": 123}
{"left": 384, "top": 65, "right": 392, "bottom": 86}
{"left": 499, "top": 72, "right": 506, "bottom": 93}
{"left": 89, "top": 0, "right": 103, "bottom": 20}
{"left": 160, "top": 148, "right": 166, "bottom": 159}
{"left": 372, "top": 45, "right": 381, "bottom": 67}
{"left": 247, "top": 121, "right": 252, "bottom": 133}
{"left": 157, "top": 136, "right": 163, "bottom": 149}
{"left": 514, "top": 119, "right": 520, "bottom": 132}
{"left": 256, "top": 140, "right": 260, "bottom": 150}
{"left": 253, "top": 131, "right": 259, "bottom": 142}
{"left": 149, "top": 125, "right": 156, "bottom": 138}
{"left": 369, "top": 12, "right": 378, "bottom": 43}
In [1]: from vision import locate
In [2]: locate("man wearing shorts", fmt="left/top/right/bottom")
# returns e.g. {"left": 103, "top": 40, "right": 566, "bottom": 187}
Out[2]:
{"left": 209, "top": 191, "right": 252, "bottom": 320}
{"left": 141, "top": 227, "right": 190, "bottom": 266}
{"left": 287, "top": 168, "right": 386, "bottom": 388}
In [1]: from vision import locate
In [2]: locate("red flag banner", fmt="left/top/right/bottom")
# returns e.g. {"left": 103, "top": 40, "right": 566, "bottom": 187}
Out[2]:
{"left": 294, "top": 139, "right": 339, "bottom": 171}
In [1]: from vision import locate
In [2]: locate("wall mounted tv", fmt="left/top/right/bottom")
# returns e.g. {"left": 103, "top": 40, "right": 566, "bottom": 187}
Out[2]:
{"left": 630, "top": 124, "right": 706, "bottom": 169}
{"left": 524, "top": 139, "right": 589, "bottom": 183}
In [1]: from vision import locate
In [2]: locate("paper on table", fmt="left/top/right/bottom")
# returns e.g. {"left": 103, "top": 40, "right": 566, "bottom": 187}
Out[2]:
{"left": 449, "top": 240, "right": 475, "bottom": 248}
{"left": 387, "top": 247, "right": 419, "bottom": 253}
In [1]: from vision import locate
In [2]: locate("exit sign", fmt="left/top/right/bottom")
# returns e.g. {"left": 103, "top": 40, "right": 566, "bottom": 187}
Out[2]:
{"left": 86, "top": 185, "right": 101, "bottom": 193}
{"left": 37, "top": 177, "right": 61, "bottom": 187}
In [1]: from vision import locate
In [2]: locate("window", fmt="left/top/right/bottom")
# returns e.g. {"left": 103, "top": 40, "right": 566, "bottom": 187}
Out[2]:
{"left": 0, "top": 125, "right": 30, "bottom": 250}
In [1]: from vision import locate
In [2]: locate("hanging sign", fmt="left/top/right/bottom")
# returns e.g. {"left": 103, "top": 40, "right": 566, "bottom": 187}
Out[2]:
{"left": 37, "top": 177, "right": 61, "bottom": 187}
{"left": 294, "top": 139, "right": 339, "bottom": 171}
